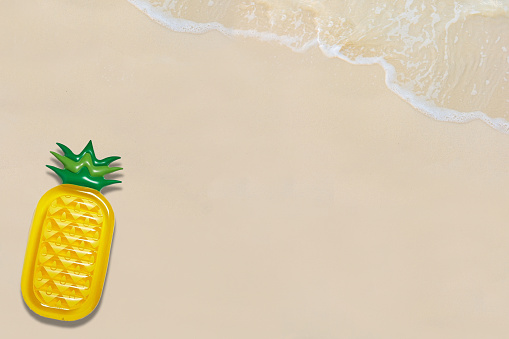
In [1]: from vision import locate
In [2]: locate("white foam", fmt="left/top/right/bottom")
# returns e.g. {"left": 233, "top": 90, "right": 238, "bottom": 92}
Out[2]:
{"left": 128, "top": 0, "right": 509, "bottom": 133}
{"left": 318, "top": 43, "right": 509, "bottom": 133}
{"left": 128, "top": 0, "right": 318, "bottom": 50}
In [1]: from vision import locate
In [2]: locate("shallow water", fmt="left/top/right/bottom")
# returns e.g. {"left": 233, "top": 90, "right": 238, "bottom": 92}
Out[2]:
{"left": 128, "top": 0, "right": 509, "bottom": 132}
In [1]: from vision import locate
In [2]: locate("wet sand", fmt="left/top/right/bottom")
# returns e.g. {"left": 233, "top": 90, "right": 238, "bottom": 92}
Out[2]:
{"left": 2, "top": 1, "right": 509, "bottom": 338}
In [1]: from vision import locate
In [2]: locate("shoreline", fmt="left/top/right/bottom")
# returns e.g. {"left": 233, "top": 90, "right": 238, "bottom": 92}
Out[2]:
{"left": 128, "top": 0, "right": 509, "bottom": 133}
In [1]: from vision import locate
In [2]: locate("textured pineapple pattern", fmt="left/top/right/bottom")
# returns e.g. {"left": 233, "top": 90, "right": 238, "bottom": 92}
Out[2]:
{"left": 33, "top": 195, "right": 103, "bottom": 310}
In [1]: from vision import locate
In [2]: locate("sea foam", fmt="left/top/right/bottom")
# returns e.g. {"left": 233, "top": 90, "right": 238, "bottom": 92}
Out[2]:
{"left": 128, "top": 0, "right": 509, "bottom": 132}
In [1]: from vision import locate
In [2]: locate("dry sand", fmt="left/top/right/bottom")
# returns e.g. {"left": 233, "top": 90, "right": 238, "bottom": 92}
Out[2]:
{"left": 2, "top": 1, "right": 509, "bottom": 338}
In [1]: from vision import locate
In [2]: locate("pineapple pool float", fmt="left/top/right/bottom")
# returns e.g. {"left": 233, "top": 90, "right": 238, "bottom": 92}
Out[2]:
{"left": 21, "top": 141, "right": 122, "bottom": 321}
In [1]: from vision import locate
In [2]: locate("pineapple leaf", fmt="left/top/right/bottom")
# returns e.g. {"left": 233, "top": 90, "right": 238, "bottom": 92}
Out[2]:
{"left": 47, "top": 165, "right": 121, "bottom": 191}
{"left": 50, "top": 151, "right": 122, "bottom": 177}
{"left": 57, "top": 141, "right": 121, "bottom": 166}
{"left": 49, "top": 141, "right": 123, "bottom": 192}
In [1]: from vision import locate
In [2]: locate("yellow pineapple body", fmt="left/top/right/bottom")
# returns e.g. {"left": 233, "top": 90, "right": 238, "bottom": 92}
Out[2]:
{"left": 22, "top": 184, "right": 114, "bottom": 321}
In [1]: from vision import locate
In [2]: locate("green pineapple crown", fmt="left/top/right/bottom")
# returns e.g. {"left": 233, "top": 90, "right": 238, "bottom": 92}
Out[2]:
{"left": 47, "top": 141, "right": 122, "bottom": 192}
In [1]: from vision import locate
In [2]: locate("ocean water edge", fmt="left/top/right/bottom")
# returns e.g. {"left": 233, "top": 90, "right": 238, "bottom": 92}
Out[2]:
{"left": 128, "top": 0, "right": 509, "bottom": 133}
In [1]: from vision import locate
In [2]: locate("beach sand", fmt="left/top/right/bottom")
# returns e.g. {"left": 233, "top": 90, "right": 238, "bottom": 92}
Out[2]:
{"left": 2, "top": 1, "right": 509, "bottom": 338}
